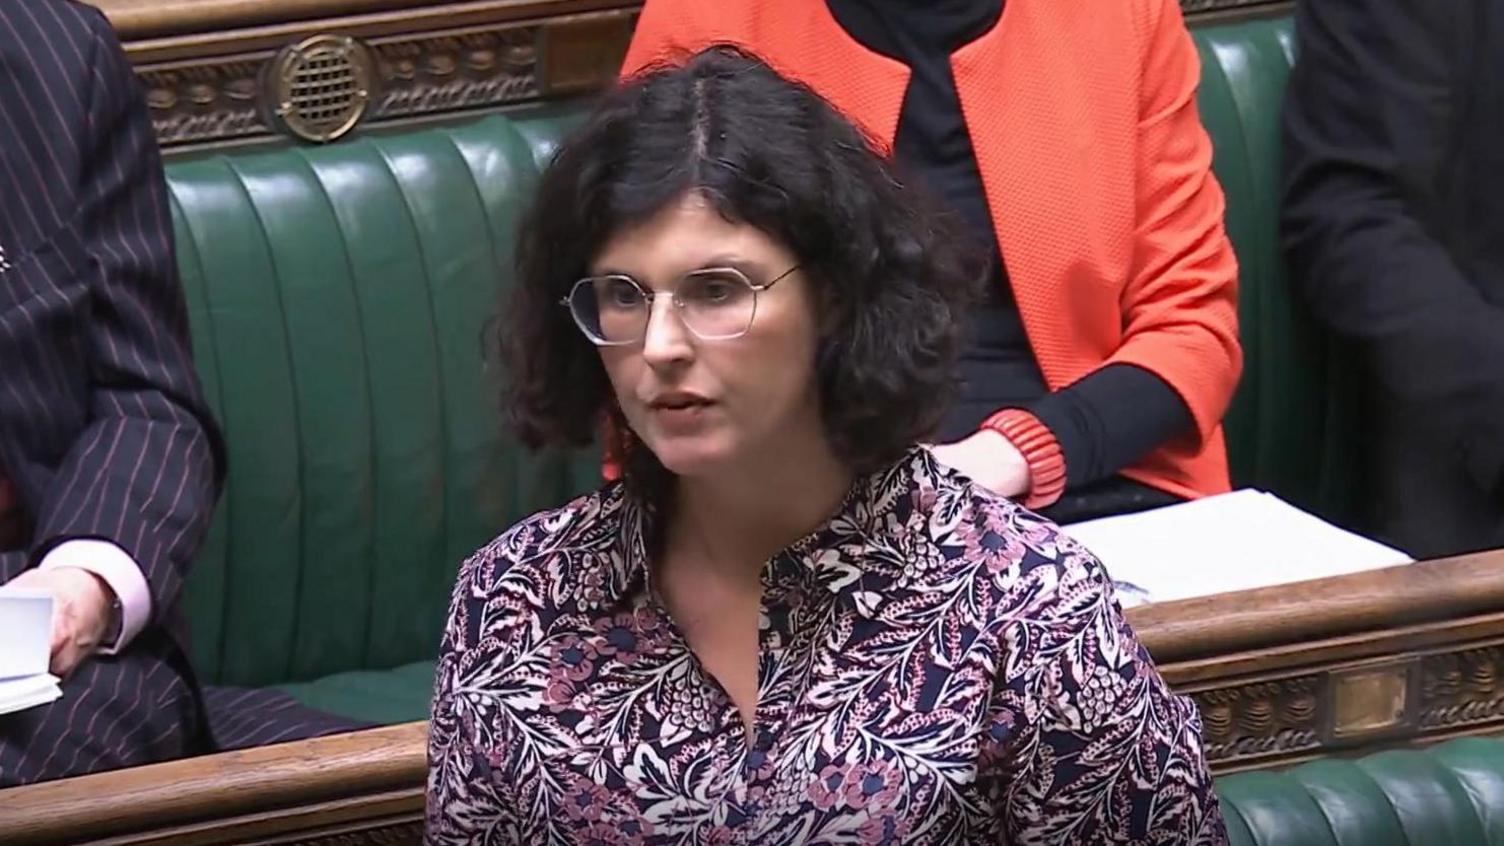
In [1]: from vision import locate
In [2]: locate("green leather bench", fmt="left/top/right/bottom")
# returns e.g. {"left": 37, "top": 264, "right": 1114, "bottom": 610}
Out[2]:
{"left": 166, "top": 107, "right": 598, "bottom": 722}
{"left": 1219, "top": 735, "right": 1504, "bottom": 846}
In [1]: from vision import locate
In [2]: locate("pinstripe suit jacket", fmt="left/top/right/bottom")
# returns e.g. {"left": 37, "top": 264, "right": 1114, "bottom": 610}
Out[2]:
{"left": 0, "top": 0, "right": 223, "bottom": 625}
{"left": 0, "top": 6, "right": 372, "bottom": 782}
{"left": 0, "top": 0, "right": 225, "bottom": 783}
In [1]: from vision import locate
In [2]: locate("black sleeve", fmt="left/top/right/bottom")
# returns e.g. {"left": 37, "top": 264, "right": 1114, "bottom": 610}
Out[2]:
{"left": 32, "top": 9, "right": 225, "bottom": 623}
{"left": 1281, "top": 0, "right": 1504, "bottom": 492}
{"left": 1024, "top": 364, "right": 1193, "bottom": 488}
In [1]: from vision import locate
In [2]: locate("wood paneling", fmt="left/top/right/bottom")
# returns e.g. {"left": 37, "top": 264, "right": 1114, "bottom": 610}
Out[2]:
{"left": 98, "top": 0, "right": 637, "bottom": 151}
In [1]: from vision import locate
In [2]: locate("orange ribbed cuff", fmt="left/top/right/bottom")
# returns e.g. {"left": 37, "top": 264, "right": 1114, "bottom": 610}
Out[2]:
{"left": 982, "top": 409, "right": 1066, "bottom": 510}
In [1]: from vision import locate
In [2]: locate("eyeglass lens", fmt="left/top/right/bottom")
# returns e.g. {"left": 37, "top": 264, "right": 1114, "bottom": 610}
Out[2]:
{"left": 569, "top": 268, "right": 760, "bottom": 344}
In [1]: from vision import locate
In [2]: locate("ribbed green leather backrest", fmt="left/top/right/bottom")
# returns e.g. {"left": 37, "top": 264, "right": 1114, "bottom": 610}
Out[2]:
{"left": 1218, "top": 736, "right": 1504, "bottom": 845}
{"left": 1191, "top": 15, "right": 1364, "bottom": 527}
{"left": 167, "top": 114, "right": 598, "bottom": 686}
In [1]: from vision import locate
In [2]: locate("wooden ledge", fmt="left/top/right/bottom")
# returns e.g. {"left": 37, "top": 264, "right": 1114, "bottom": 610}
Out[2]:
{"left": 1129, "top": 550, "right": 1504, "bottom": 664}
{"left": 98, "top": 0, "right": 617, "bottom": 41}
{"left": 0, "top": 721, "right": 427, "bottom": 845}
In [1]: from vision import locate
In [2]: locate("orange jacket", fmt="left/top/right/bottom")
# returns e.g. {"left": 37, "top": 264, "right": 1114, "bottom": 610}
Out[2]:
{"left": 621, "top": 0, "right": 1241, "bottom": 500}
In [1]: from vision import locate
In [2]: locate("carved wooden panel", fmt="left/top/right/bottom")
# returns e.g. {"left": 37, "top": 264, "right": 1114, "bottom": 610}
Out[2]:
{"left": 1419, "top": 644, "right": 1504, "bottom": 731}
{"left": 142, "top": 59, "right": 265, "bottom": 147}
{"left": 123, "top": 5, "right": 634, "bottom": 151}
{"left": 1175, "top": 636, "right": 1504, "bottom": 772}
{"left": 1195, "top": 674, "right": 1323, "bottom": 766}
{"left": 368, "top": 25, "right": 541, "bottom": 121}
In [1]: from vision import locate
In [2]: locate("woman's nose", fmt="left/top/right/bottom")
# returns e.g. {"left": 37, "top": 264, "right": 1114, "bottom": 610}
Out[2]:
{"left": 640, "top": 295, "right": 693, "bottom": 366}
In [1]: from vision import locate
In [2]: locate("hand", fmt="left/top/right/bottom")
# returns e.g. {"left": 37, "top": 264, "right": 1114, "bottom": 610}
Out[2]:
{"left": 3, "top": 567, "right": 114, "bottom": 678}
{"left": 928, "top": 429, "right": 1032, "bottom": 498}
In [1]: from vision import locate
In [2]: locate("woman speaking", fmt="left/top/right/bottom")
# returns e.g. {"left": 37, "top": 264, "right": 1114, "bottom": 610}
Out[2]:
{"left": 425, "top": 48, "right": 1223, "bottom": 844}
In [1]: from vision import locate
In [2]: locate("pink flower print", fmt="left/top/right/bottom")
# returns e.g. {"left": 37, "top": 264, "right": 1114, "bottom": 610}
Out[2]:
{"left": 959, "top": 518, "right": 1025, "bottom": 575}
{"left": 632, "top": 606, "right": 668, "bottom": 641}
{"left": 842, "top": 760, "right": 902, "bottom": 810}
{"left": 808, "top": 763, "right": 853, "bottom": 810}
{"left": 553, "top": 635, "right": 596, "bottom": 682}
{"left": 593, "top": 612, "right": 643, "bottom": 663}
{"left": 1022, "top": 521, "right": 1058, "bottom": 549}
{"left": 543, "top": 676, "right": 575, "bottom": 710}
{"left": 562, "top": 776, "right": 612, "bottom": 822}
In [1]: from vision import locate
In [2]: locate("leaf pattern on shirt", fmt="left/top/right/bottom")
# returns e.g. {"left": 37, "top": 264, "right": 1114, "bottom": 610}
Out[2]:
{"left": 427, "top": 449, "right": 1226, "bottom": 845}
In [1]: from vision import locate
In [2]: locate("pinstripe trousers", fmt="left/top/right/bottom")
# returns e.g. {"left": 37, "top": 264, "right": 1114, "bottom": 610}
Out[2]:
{"left": 0, "top": 550, "right": 204, "bottom": 786}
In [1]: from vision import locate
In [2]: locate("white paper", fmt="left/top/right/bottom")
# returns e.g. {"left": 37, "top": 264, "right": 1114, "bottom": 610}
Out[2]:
{"left": 1062, "top": 489, "right": 1413, "bottom": 606}
{"left": 0, "top": 589, "right": 53, "bottom": 679}
{"left": 0, "top": 672, "right": 61, "bottom": 716}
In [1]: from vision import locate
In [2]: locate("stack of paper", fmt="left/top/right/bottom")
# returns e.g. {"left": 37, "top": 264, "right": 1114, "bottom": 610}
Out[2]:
{"left": 1061, "top": 489, "right": 1413, "bottom": 607}
{"left": 0, "top": 589, "right": 61, "bottom": 716}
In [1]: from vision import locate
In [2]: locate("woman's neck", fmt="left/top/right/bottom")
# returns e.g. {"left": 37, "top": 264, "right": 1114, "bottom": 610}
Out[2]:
{"left": 666, "top": 439, "right": 854, "bottom": 580}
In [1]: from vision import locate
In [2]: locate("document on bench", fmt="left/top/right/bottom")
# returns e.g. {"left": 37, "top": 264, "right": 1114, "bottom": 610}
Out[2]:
{"left": 0, "top": 588, "right": 62, "bottom": 716}
{"left": 1061, "top": 489, "right": 1414, "bottom": 608}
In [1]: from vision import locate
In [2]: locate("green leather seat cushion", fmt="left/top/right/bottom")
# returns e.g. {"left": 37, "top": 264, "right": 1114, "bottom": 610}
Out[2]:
{"left": 276, "top": 660, "right": 437, "bottom": 727}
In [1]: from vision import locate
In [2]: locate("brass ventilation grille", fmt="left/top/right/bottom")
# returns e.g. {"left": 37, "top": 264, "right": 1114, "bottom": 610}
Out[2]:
{"left": 265, "top": 35, "right": 375, "bottom": 143}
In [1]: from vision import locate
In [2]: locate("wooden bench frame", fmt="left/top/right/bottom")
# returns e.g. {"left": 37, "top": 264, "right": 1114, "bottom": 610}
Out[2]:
{"left": 7, "top": 551, "right": 1504, "bottom": 845}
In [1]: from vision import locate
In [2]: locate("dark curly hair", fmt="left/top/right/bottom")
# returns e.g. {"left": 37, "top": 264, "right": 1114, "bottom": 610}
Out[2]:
{"left": 504, "top": 45, "right": 980, "bottom": 495}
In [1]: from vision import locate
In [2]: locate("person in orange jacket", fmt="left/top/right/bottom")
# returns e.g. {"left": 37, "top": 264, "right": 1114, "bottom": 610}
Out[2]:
{"left": 621, "top": 0, "right": 1242, "bottom": 523}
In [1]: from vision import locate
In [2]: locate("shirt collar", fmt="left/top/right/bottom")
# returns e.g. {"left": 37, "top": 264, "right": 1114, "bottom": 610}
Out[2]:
{"left": 598, "top": 448, "right": 932, "bottom": 607}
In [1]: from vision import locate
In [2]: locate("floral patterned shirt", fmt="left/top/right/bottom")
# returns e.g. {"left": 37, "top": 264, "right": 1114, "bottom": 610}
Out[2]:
{"left": 427, "top": 449, "right": 1225, "bottom": 844}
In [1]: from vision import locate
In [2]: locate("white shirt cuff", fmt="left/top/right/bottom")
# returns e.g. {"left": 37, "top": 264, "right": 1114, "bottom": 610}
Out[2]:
{"left": 37, "top": 539, "right": 151, "bottom": 655}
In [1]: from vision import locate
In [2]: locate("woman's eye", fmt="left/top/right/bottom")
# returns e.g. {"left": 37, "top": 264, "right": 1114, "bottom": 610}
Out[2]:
{"left": 686, "top": 273, "right": 747, "bottom": 305}
{"left": 602, "top": 282, "right": 642, "bottom": 308}
{"left": 700, "top": 282, "right": 734, "bottom": 302}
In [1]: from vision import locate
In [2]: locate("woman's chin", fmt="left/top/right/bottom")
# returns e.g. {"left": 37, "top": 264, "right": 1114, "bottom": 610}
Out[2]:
{"left": 645, "top": 436, "right": 735, "bottom": 478}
